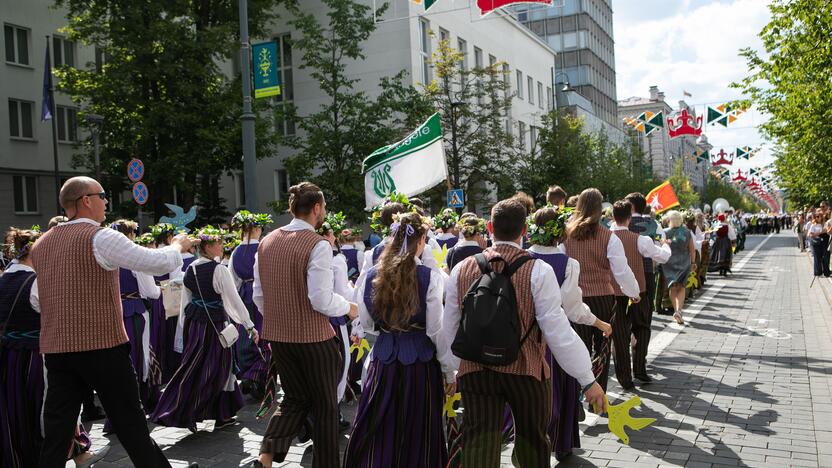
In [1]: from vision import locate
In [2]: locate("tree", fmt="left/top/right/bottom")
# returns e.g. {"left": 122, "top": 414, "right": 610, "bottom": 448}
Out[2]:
{"left": 734, "top": 0, "right": 832, "bottom": 206}
{"left": 668, "top": 160, "right": 700, "bottom": 209}
{"left": 703, "top": 174, "right": 761, "bottom": 213}
{"left": 55, "top": 0, "right": 280, "bottom": 224}
{"left": 272, "top": 0, "right": 432, "bottom": 222}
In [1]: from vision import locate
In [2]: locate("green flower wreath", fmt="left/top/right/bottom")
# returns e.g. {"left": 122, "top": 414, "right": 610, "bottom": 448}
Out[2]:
{"left": 318, "top": 212, "right": 347, "bottom": 236}
{"left": 195, "top": 225, "right": 225, "bottom": 243}
{"left": 223, "top": 231, "right": 240, "bottom": 255}
{"left": 458, "top": 217, "right": 487, "bottom": 238}
{"left": 433, "top": 208, "right": 459, "bottom": 231}
{"left": 526, "top": 207, "right": 573, "bottom": 246}
{"left": 134, "top": 233, "right": 155, "bottom": 246}
{"left": 368, "top": 192, "right": 416, "bottom": 237}
{"left": 149, "top": 223, "right": 177, "bottom": 240}
{"left": 231, "top": 210, "right": 273, "bottom": 229}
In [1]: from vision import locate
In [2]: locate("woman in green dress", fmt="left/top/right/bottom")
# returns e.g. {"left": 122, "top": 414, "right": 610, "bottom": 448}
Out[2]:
{"left": 661, "top": 210, "right": 696, "bottom": 324}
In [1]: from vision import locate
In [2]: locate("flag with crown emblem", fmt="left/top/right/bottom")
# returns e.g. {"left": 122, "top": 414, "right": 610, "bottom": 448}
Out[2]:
{"left": 645, "top": 181, "right": 680, "bottom": 214}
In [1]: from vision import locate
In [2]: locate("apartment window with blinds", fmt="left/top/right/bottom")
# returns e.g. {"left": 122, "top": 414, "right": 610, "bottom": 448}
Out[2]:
{"left": 527, "top": 76, "right": 534, "bottom": 104}
{"left": 13, "top": 175, "right": 38, "bottom": 213}
{"left": 56, "top": 106, "right": 78, "bottom": 142}
{"left": 275, "top": 34, "right": 295, "bottom": 136}
{"left": 516, "top": 70, "right": 523, "bottom": 99}
{"left": 8, "top": 99, "right": 34, "bottom": 139}
{"left": 419, "top": 19, "right": 431, "bottom": 83}
{"left": 4, "top": 24, "right": 29, "bottom": 65}
{"left": 52, "top": 35, "right": 75, "bottom": 68}
{"left": 537, "top": 82, "right": 544, "bottom": 108}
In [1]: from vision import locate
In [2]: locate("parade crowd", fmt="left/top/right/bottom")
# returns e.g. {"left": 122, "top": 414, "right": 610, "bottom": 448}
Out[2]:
{"left": 0, "top": 176, "right": 778, "bottom": 468}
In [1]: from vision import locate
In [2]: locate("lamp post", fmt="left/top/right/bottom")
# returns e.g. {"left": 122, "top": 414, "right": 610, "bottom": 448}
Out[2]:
{"left": 238, "top": 0, "right": 258, "bottom": 211}
{"left": 85, "top": 113, "right": 104, "bottom": 181}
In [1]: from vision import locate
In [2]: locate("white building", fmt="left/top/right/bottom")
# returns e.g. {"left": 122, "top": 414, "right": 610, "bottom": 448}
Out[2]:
{"left": 1, "top": 0, "right": 559, "bottom": 231}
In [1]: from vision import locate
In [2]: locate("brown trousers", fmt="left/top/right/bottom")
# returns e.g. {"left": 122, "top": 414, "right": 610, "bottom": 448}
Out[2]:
{"left": 260, "top": 338, "right": 341, "bottom": 468}
{"left": 459, "top": 370, "right": 552, "bottom": 468}
{"left": 575, "top": 295, "right": 616, "bottom": 391}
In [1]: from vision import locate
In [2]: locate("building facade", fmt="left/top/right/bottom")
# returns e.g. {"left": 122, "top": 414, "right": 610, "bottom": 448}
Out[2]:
{"left": 514, "top": 0, "right": 619, "bottom": 129}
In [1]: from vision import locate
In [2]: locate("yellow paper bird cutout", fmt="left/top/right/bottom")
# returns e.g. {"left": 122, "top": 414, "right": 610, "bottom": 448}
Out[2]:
{"left": 686, "top": 271, "right": 699, "bottom": 289}
{"left": 444, "top": 392, "right": 461, "bottom": 418}
{"left": 594, "top": 395, "right": 656, "bottom": 445}
{"left": 433, "top": 244, "right": 449, "bottom": 269}
{"left": 349, "top": 338, "right": 371, "bottom": 362}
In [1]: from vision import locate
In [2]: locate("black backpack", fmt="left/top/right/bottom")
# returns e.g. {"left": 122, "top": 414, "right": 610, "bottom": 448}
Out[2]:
{"left": 451, "top": 253, "right": 536, "bottom": 366}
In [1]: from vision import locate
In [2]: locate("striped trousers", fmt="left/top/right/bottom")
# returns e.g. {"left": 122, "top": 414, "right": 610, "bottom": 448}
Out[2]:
{"left": 630, "top": 291, "right": 652, "bottom": 377}
{"left": 260, "top": 338, "right": 341, "bottom": 468}
{"left": 575, "top": 295, "right": 616, "bottom": 391}
{"left": 459, "top": 370, "right": 552, "bottom": 468}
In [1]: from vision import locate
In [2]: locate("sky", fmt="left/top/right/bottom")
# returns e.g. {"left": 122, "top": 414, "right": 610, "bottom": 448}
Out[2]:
{"left": 612, "top": 0, "right": 775, "bottom": 181}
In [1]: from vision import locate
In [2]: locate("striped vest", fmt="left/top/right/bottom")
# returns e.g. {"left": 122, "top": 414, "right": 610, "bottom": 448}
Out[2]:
{"left": 563, "top": 226, "right": 615, "bottom": 297}
{"left": 30, "top": 222, "right": 127, "bottom": 354}
{"left": 257, "top": 228, "right": 335, "bottom": 343}
{"left": 455, "top": 244, "right": 549, "bottom": 381}
{"left": 612, "top": 230, "right": 646, "bottom": 294}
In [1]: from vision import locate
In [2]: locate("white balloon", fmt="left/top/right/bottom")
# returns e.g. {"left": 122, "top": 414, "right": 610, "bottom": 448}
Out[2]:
{"left": 712, "top": 198, "right": 729, "bottom": 214}
{"left": 703, "top": 203, "right": 711, "bottom": 213}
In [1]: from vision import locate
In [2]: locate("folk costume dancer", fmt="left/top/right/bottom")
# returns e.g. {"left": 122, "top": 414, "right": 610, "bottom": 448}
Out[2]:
{"left": 253, "top": 182, "right": 358, "bottom": 468}
{"left": 562, "top": 189, "right": 639, "bottom": 392}
{"left": 442, "top": 198, "right": 607, "bottom": 467}
{"left": 229, "top": 211, "right": 273, "bottom": 398}
{"left": 661, "top": 211, "right": 696, "bottom": 325}
{"left": 446, "top": 216, "right": 487, "bottom": 272}
{"left": 709, "top": 214, "right": 735, "bottom": 276}
{"left": 526, "top": 207, "right": 612, "bottom": 461}
{"left": 101, "top": 220, "right": 164, "bottom": 434}
{"left": 148, "top": 223, "right": 183, "bottom": 385}
{"left": 609, "top": 202, "right": 670, "bottom": 387}
{"left": 151, "top": 227, "right": 257, "bottom": 432}
{"left": 343, "top": 212, "right": 455, "bottom": 468}
{"left": 624, "top": 193, "right": 665, "bottom": 318}
{"left": 339, "top": 229, "right": 364, "bottom": 283}
{"left": 696, "top": 212, "right": 710, "bottom": 286}
{"left": 434, "top": 208, "right": 460, "bottom": 250}
{"left": 339, "top": 229, "right": 367, "bottom": 400}
{"left": 30, "top": 176, "right": 194, "bottom": 468}
{"left": 0, "top": 227, "right": 105, "bottom": 468}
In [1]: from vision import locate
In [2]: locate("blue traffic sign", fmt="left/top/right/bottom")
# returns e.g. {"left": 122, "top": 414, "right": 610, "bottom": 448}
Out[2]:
{"left": 127, "top": 158, "right": 144, "bottom": 182}
{"left": 447, "top": 189, "right": 464, "bottom": 208}
{"left": 132, "top": 182, "right": 149, "bottom": 205}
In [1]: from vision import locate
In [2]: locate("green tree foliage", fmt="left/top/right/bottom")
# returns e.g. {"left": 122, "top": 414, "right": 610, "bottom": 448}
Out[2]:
{"left": 272, "top": 0, "right": 432, "bottom": 222}
{"left": 703, "top": 174, "right": 761, "bottom": 213}
{"left": 54, "top": 0, "right": 281, "bottom": 224}
{"left": 668, "top": 160, "right": 700, "bottom": 209}
{"left": 735, "top": 0, "right": 832, "bottom": 205}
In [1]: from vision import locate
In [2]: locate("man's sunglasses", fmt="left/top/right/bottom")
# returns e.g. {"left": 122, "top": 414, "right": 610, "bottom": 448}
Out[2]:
{"left": 76, "top": 192, "right": 107, "bottom": 201}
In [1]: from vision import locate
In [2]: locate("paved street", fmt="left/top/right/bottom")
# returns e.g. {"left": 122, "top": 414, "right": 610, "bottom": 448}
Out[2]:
{"left": 77, "top": 231, "right": 832, "bottom": 467}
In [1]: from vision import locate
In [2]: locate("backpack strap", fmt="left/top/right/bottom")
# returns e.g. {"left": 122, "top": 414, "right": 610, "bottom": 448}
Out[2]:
{"left": 474, "top": 253, "right": 492, "bottom": 274}
{"left": 504, "top": 255, "right": 534, "bottom": 278}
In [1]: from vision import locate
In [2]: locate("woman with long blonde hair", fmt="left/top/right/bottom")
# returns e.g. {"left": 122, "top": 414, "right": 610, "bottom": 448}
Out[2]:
{"left": 344, "top": 211, "right": 455, "bottom": 468}
{"left": 562, "top": 188, "right": 639, "bottom": 392}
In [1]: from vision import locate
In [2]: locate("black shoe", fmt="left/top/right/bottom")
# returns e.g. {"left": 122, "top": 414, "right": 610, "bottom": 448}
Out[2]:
{"left": 577, "top": 401, "right": 586, "bottom": 422}
{"left": 634, "top": 374, "right": 652, "bottom": 383}
{"left": 621, "top": 382, "right": 635, "bottom": 391}
{"left": 81, "top": 406, "right": 105, "bottom": 422}
{"left": 555, "top": 451, "right": 573, "bottom": 461}
{"left": 214, "top": 418, "right": 237, "bottom": 430}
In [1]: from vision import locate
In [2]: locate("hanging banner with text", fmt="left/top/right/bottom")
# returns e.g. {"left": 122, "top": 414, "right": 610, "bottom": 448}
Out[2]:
{"left": 252, "top": 41, "right": 281, "bottom": 99}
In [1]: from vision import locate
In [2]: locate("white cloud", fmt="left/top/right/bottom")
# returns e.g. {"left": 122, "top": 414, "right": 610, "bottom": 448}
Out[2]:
{"left": 613, "top": 0, "right": 776, "bottom": 176}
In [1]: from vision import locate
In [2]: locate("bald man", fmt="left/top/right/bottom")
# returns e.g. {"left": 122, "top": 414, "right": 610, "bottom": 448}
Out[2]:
{"left": 30, "top": 177, "right": 197, "bottom": 467}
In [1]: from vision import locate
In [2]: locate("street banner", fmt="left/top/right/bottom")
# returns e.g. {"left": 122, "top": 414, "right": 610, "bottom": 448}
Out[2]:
{"left": 362, "top": 112, "right": 447, "bottom": 208}
{"left": 478, "top": 0, "right": 552, "bottom": 16}
{"left": 252, "top": 41, "right": 280, "bottom": 99}
{"left": 646, "top": 181, "right": 680, "bottom": 214}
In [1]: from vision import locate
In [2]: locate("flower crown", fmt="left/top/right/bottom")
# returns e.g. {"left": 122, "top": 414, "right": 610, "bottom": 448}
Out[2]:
{"left": 149, "top": 223, "right": 177, "bottom": 239}
{"left": 527, "top": 207, "right": 573, "bottom": 246}
{"left": 433, "top": 209, "right": 459, "bottom": 231}
{"left": 369, "top": 192, "right": 417, "bottom": 237}
{"left": 231, "top": 210, "right": 273, "bottom": 229}
{"left": 223, "top": 232, "right": 240, "bottom": 255}
{"left": 134, "top": 233, "right": 155, "bottom": 246}
{"left": 195, "top": 225, "right": 224, "bottom": 243}
{"left": 6, "top": 225, "right": 41, "bottom": 259}
{"left": 388, "top": 212, "right": 429, "bottom": 256}
{"left": 318, "top": 211, "right": 348, "bottom": 236}
{"left": 458, "top": 217, "right": 487, "bottom": 237}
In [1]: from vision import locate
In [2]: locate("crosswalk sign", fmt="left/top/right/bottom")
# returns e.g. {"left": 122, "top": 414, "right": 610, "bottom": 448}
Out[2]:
{"left": 447, "top": 189, "right": 464, "bottom": 208}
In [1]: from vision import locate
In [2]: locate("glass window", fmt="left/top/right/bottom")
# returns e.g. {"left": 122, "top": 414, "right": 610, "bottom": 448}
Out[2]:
{"left": 457, "top": 38, "right": 467, "bottom": 70}
{"left": 53, "top": 36, "right": 75, "bottom": 68}
{"left": 527, "top": 76, "right": 533, "bottom": 103}
{"left": 537, "top": 82, "right": 544, "bottom": 108}
{"left": 546, "top": 86, "right": 553, "bottom": 110}
{"left": 13, "top": 175, "right": 38, "bottom": 213}
{"left": 4, "top": 24, "right": 29, "bottom": 65}
{"left": 419, "top": 19, "right": 431, "bottom": 83}
{"left": 275, "top": 34, "right": 295, "bottom": 136}
{"left": 516, "top": 70, "right": 523, "bottom": 99}
{"left": 275, "top": 169, "right": 290, "bottom": 200}
{"left": 518, "top": 121, "right": 526, "bottom": 150}
{"left": 8, "top": 99, "right": 34, "bottom": 139}
{"left": 57, "top": 106, "right": 78, "bottom": 142}
{"left": 439, "top": 28, "right": 449, "bottom": 43}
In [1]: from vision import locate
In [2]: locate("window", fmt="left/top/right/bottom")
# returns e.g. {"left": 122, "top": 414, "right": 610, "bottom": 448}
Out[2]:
{"left": 537, "top": 82, "right": 544, "bottom": 108}
{"left": 530, "top": 126, "right": 537, "bottom": 147}
{"left": 516, "top": 70, "right": 523, "bottom": 99}
{"left": 489, "top": 54, "right": 496, "bottom": 68}
{"left": 8, "top": 99, "right": 33, "bottom": 139}
{"left": 527, "top": 76, "right": 534, "bottom": 104}
{"left": 4, "top": 24, "right": 29, "bottom": 65}
{"left": 56, "top": 106, "right": 78, "bottom": 142}
{"left": 439, "top": 28, "right": 449, "bottom": 43}
{"left": 94, "top": 46, "right": 110, "bottom": 73}
{"left": 457, "top": 38, "right": 467, "bottom": 71}
{"left": 546, "top": 86, "right": 553, "bottom": 110}
{"left": 518, "top": 121, "right": 526, "bottom": 150}
{"left": 13, "top": 175, "right": 38, "bottom": 213}
{"left": 275, "top": 34, "right": 295, "bottom": 136}
{"left": 274, "top": 169, "right": 290, "bottom": 200}
{"left": 52, "top": 35, "right": 75, "bottom": 68}
{"left": 419, "top": 19, "right": 431, "bottom": 83}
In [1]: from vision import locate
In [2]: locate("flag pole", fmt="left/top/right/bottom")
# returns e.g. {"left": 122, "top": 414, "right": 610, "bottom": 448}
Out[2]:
{"left": 45, "top": 36, "right": 61, "bottom": 215}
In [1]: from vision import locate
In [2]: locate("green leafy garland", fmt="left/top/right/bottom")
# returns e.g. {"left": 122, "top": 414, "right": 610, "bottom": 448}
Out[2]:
{"left": 458, "top": 217, "right": 487, "bottom": 238}
{"left": 433, "top": 208, "right": 459, "bottom": 231}
{"left": 368, "top": 192, "right": 416, "bottom": 237}
{"left": 149, "top": 223, "right": 177, "bottom": 240}
{"left": 318, "top": 211, "right": 348, "bottom": 236}
{"left": 223, "top": 232, "right": 241, "bottom": 256}
{"left": 134, "top": 233, "right": 155, "bottom": 246}
{"left": 526, "top": 207, "right": 573, "bottom": 246}
{"left": 195, "top": 225, "right": 224, "bottom": 243}
{"left": 231, "top": 210, "right": 273, "bottom": 229}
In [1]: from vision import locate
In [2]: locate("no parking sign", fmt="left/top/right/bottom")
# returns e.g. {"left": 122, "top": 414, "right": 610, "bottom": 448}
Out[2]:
{"left": 132, "top": 182, "right": 148, "bottom": 205}
{"left": 127, "top": 158, "right": 144, "bottom": 182}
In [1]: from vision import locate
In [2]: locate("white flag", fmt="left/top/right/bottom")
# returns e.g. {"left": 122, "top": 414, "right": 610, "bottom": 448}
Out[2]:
{"left": 362, "top": 113, "right": 447, "bottom": 208}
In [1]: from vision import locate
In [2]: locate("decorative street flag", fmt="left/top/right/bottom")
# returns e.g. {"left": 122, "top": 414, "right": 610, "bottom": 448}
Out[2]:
{"left": 41, "top": 45, "right": 53, "bottom": 121}
{"left": 695, "top": 150, "right": 710, "bottom": 163}
{"left": 252, "top": 41, "right": 281, "bottom": 99}
{"left": 706, "top": 103, "right": 747, "bottom": 127}
{"left": 623, "top": 111, "right": 663, "bottom": 135}
{"left": 666, "top": 108, "right": 702, "bottom": 138}
{"left": 363, "top": 112, "right": 447, "bottom": 208}
{"left": 478, "top": 0, "right": 552, "bottom": 16}
{"left": 645, "top": 181, "right": 679, "bottom": 214}
{"left": 711, "top": 148, "right": 734, "bottom": 166}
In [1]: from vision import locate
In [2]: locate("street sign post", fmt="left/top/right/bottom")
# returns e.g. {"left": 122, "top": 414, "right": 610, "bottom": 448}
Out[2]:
{"left": 127, "top": 158, "right": 144, "bottom": 182}
{"left": 447, "top": 189, "right": 464, "bottom": 208}
{"left": 252, "top": 41, "right": 281, "bottom": 99}
{"left": 132, "top": 181, "right": 149, "bottom": 205}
